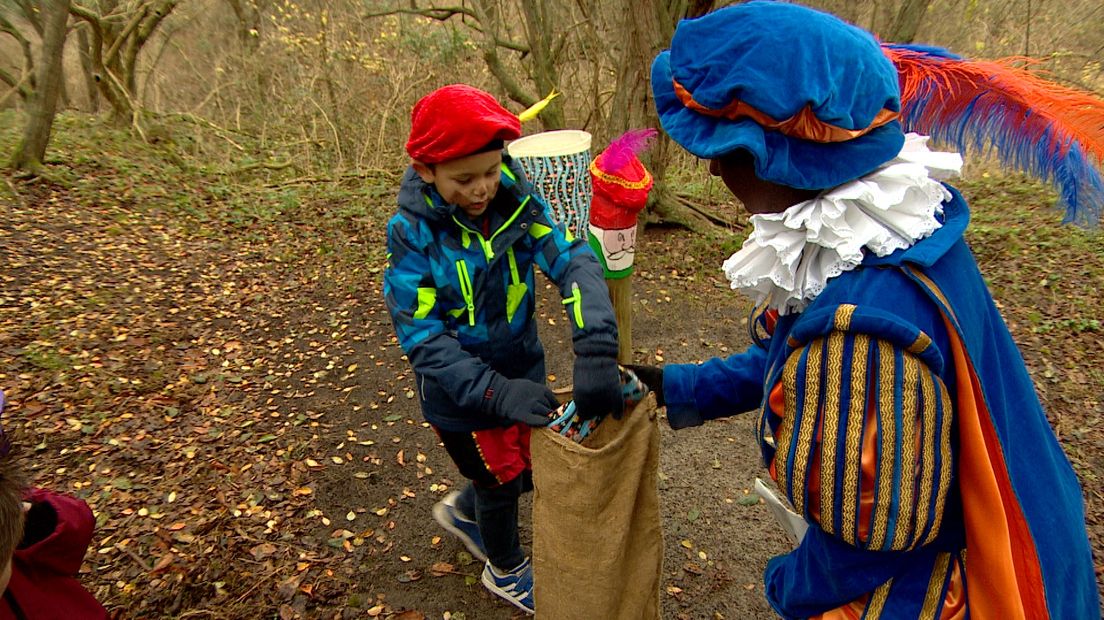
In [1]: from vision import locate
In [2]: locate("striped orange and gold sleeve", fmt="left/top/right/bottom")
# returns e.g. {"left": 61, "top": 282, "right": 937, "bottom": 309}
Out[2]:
{"left": 767, "top": 311, "right": 954, "bottom": 552}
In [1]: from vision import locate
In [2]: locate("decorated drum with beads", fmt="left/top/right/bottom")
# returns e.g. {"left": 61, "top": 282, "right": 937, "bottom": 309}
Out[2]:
{"left": 507, "top": 130, "right": 593, "bottom": 240}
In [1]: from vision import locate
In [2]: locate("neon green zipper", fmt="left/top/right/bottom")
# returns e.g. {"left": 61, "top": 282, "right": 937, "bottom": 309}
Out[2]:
{"left": 562, "top": 281, "right": 585, "bottom": 329}
{"left": 505, "top": 247, "right": 527, "bottom": 323}
{"left": 455, "top": 259, "right": 475, "bottom": 326}
{"left": 449, "top": 196, "right": 532, "bottom": 326}
{"left": 451, "top": 196, "right": 530, "bottom": 262}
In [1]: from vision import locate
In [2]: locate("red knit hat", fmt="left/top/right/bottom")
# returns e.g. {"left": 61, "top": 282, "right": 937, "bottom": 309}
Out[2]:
{"left": 406, "top": 85, "right": 522, "bottom": 164}
{"left": 590, "top": 129, "right": 656, "bottom": 229}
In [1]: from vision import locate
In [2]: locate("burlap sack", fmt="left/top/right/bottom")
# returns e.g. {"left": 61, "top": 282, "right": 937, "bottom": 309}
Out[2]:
{"left": 531, "top": 393, "right": 661, "bottom": 619}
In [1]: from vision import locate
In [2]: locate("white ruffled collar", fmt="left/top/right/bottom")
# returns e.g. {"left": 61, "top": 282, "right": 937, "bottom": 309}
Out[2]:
{"left": 721, "top": 134, "right": 963, "bottom": 315}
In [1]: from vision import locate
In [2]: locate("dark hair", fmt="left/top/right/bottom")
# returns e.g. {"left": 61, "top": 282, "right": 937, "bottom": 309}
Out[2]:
{"left": 0, "top": 396, "right": 26, "bottom": 562}
{"left": 425, "top": 140, "right": 505, "bottom": 170}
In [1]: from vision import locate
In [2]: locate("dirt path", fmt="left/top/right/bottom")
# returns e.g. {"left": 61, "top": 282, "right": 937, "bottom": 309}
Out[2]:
{"left": 305, "top": 263, "right": 792, "bottom": 620}
{"left": 2, "top": 177, "right": 1101, "bottom": 619}
{"left": 1, "top": 182, "right": 790, "bottom": 619}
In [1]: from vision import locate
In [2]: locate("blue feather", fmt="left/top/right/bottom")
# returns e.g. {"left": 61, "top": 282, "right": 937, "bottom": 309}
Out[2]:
{"left": 885, "top": 45, "right": 1104, "bottom": 226}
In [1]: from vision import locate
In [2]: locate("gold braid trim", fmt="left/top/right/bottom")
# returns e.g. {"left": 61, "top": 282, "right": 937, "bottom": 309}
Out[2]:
{"left": 920, "top": 552, "right": 953, "bottom": 618}
{"left": 818, "top": 331, "right": 845, "bottom": 535}
{"left": 928, "top": 375, "right": 954, "bottom": 545}
{"left": 868, "top": 341, "right": 896, "bottom": 550}
{"left": 891, "top": 353, "right": 921, "bottom": 550}
{"left": 790, "top": 340, "right": 824, "bottom": 516}
{"left": 589, "top": 159, "right": 653, "bottom": 190}
{"left": 775, "top": 352, "right": 802, "bottom": 507}
{"left": 841, "top": 334, "right": 869, "bottom": 545}
{"left": 864, "top": 577, "right": 894, "bottom": 619}
{"left": 916, "top": 366, "right": 938, "bottom": 545}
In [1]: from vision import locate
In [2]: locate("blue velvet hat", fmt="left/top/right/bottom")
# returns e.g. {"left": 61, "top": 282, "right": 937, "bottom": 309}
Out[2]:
{"left": 651, "top": 2, "right": 906, "bottom": 190}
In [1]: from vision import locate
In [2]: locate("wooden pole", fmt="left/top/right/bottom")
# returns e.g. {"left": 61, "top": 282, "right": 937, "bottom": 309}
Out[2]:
{"left": 606, "top": 276, "right": 633, "bottom": 365}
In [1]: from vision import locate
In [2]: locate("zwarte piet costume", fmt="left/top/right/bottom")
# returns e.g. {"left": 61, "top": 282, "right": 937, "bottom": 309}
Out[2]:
{"left": 651, "top": 3, "right": 1102, "bottom": 618}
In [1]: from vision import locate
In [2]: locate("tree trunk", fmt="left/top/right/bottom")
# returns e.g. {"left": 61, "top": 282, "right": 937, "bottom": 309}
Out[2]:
{"left": 885, "top": 0, "right": 932, "bottom": 43}
{"left": 0, "top": 12, "right": 36, "bottom": 96}
{"left": 69, "top": 0, "right": 178, "bottom": 129}
{"left": 518, "top": 0, "right": 565, "bottom": 129}
{"left": 604, "top": 0, "right": 717, "bottom": 231}
{"left": 76, "top": 25, "right": 100, "bottom": 111}
{"left": 10, "top": 0, "right": 71, "bottom": 174}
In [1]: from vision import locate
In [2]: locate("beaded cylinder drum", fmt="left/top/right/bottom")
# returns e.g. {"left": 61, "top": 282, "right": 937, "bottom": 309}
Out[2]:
{"left": 507, "top": 130, "right": 593, "bottom": 240}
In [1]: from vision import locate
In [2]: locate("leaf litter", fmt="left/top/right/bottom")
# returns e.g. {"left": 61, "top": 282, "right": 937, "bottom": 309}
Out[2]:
{"left": 2, "top": 141, "right": 1100, "bottom": 619}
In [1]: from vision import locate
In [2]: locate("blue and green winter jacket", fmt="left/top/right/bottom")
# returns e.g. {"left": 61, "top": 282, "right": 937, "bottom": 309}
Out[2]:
{"left": 383, "top": 155, "right": 618, "bottom": 432}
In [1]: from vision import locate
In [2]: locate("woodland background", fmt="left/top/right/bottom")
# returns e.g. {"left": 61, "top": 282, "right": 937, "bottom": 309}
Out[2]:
{"left": 3, "top": 0, "right": 1104, "bottom": 223}
{"left": 2, "top": 1, "right": 1103, "bottom": 619}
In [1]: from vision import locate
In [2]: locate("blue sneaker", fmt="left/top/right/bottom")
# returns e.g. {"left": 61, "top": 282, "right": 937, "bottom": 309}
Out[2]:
{"left": 432, "top": 490, "right": 487, "bottom": 562}
{"left": 481, "top": 558, "right": 535, "bottom": 615}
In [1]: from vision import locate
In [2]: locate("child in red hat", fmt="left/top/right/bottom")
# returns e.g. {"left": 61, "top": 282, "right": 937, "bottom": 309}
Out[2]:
{"left": 384, "top": 84, "right": 621, "bottom": 615}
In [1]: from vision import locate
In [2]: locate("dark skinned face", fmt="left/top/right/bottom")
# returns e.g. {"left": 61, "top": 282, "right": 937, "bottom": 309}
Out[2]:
{"left": 708, "top": 150, "right": 821, "bottom": 215}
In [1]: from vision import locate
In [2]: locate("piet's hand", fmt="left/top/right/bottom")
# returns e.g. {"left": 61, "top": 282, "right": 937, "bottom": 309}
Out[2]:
{"left": 625, "top": 364, "right": 664, "bottom": 407}
{"left": 488, "top": 377, "right": 558, "bottom": 427}
{"left": 572, "top": 354, "right": 624, "bottom": 420}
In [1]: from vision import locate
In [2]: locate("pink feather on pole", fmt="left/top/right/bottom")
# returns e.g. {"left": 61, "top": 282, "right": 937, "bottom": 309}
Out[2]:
{"left": 600, "top": 128, "right": 659, "bottom": 172}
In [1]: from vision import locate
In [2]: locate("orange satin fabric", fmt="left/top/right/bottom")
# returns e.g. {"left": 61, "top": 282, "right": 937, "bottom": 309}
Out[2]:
{"left": 939, "top": 314, "right": 1046, "bottom": 620}
{"left": 672, "top": 79, "right": 900, "bottom": 144}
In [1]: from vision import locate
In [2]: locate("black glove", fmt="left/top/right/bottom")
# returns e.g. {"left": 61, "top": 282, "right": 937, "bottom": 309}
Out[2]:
{"left": 625, "top": 364, "right": 664, "bottom": 407}
{"left": 572, "top": 354, "right": 624, "bottom": 420}
{"left": 485, "top": 376, "right": 558, "bottom": 427}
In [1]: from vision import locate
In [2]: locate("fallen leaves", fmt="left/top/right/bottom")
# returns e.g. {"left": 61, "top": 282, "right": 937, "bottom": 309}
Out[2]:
{"left": 427, "top": 561, "right": 454, "bottom": 576}
{"left": 250, "top": 543, "right": 278, "bottom": 560}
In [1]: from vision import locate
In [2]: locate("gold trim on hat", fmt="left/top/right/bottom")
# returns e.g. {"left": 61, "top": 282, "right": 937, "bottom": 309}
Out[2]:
{"left": 589, "top": 159, "right": 654, "bottom": 190}
{"left": 672, "top": 78, "right": 899, "bottom": 144}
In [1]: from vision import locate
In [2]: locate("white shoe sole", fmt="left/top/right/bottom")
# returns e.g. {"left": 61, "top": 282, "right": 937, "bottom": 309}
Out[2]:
{"left": 481, "top": 565, "right": 535, "bottom": 615}
{"left": 431, "top": 497, "right": 488, "bottom": 562}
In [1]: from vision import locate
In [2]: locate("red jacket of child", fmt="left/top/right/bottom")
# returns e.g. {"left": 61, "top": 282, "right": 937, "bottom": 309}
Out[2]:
{"left": 1, "top": 488, "right": 110, "bottom": 620}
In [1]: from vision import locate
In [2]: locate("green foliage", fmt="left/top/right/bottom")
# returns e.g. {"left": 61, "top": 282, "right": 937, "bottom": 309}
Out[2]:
{"left": 19, "top": 344, "right": 72, "bottom": 372}
{"left": 958, "top": 172, "right": 1104, "bottom": 342}
{"left": 2, "top": 110, "right": 394, "bottom": 235}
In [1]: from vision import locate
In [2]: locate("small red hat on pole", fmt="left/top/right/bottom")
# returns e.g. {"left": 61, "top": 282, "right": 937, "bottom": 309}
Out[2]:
{"left": 588, "top": 129, "right": 657, "bottom": 279}
{"left": 589, "top": 129, "right": 657, "bottom": 230}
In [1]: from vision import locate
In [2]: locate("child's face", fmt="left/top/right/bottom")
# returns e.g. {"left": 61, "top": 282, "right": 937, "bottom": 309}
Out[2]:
{"left": 414, "top": 150, "right": 503, "bottom": 219}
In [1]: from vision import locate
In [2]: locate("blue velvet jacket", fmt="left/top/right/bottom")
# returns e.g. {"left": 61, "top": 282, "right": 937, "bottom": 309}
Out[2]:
{"left": 664, "top": 189, "right": 1099, "bottom": 619}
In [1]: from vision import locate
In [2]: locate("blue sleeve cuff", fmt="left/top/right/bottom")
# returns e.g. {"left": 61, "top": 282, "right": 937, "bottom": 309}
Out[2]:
{"left": 664, "top": 363, "right": 705, "bottom": 429}
{"left": 661, "top": 346, "right": 770, "bottom": 429}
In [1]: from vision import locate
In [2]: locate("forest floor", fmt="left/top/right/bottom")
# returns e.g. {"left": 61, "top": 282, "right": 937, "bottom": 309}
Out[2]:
{"left": 1, "top": 115, "right": 1102, "bottom": 619}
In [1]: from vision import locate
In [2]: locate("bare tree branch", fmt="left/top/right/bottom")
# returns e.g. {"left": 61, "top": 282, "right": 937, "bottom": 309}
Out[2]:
{"left": 552, "top": 17, "right": 589, "bottom": 64}
{"left": 104, "top": 2, "right": 149, "bottom": 66}
{"left": 468, "top": 0, "right": 537, "bottom": 108}
{"left": 0, "top": 67, "right": 32, "bottom": 105}
{"left": 12, "top": 0, "right": 43, "bottom": 35}
{"left": 363, "top": 5, "right": 529, "bottom": 53}
{"left": 364, "top": 5, "right": 476, "bottom": 21}
{"left": 0, "top": 12, "right": 35, "bottom": 85}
